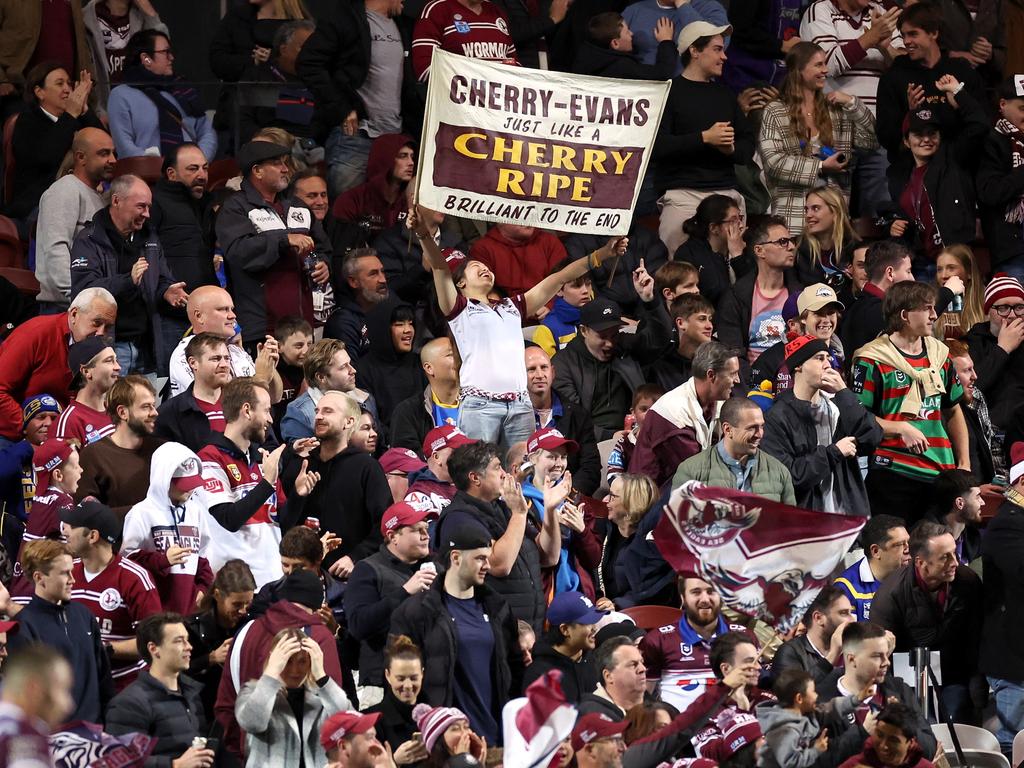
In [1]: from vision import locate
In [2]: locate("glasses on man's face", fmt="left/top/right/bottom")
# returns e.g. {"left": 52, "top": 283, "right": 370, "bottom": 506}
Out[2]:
{"left": 757, "top": 237, "right": 796, "bottom": 248}
{"left": 992, "top": 303, "right": 1024, "bottom": 317}
{"left": 152, "top": 48, "right": 174, "bottom": 58}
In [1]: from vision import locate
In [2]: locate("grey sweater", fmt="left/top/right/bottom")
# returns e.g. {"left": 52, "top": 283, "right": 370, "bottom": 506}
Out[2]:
{"left": 35, "top": 174, "right": 104, "bottom": 304}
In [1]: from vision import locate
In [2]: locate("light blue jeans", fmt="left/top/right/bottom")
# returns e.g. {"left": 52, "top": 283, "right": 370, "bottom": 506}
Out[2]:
{"left": 988, "top": 677, "right": 1024, "bottom": 754}
{"left": 457, "top": 396, "right": 534, "bottom": 453}
{"left": 325, "top": 128, "right": 373, "bottom": 199}
{"left": 114, "top": 340, "right": 154, "bottom": 376}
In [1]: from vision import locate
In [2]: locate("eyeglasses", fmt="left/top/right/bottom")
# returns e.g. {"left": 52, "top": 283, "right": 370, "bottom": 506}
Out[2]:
{"left": 992, "top": 304, "right": 1024, "bottom": 317}
{"left": 756, "top": 236, "right": 796, "bottom": 248}
{"left": 151, "top": 48, "right": 174, "bottom": 58}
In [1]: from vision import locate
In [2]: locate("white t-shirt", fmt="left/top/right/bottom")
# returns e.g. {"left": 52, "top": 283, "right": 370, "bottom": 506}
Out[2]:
{"left": 446, "top": 293, "right": 529, "bottom": 397}
{"left": 168, "top": 336, "right": 256, "bottom": 397}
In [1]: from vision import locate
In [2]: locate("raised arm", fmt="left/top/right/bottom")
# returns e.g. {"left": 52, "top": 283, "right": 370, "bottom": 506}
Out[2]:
{"left": 409, "top": 205, "right": 459, "bottom": 316}
{"left": 524, "top": 236, "right": 627, "bottom": 316}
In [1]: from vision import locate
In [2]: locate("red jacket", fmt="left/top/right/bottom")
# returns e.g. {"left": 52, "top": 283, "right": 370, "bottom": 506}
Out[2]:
{"left": 333, "top": 133, "right": 413, "bottom": 238}
{"left": 0, "top": 312, "right": 73, "bottom": 439}
{"left": 215, "top": 599, "right": 344, "bottom": 760}
{"left": 629, "top": 409, "right": 705, "bottom": 490}
{"left": 838, "top": 739, "right": 935, "bottom": 768}
{"left": 470, "top": 227, "right": 566, "bottom": 297}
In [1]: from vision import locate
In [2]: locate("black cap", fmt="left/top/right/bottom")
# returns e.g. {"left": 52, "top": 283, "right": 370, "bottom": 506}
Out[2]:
{"left": 445, "top": 522, "right": 492, "bottom": 552}
{"left": 595, "top": 620, "right": 645, "bottom": 648}
{"left": 278, "top": 568, "right": 325, "bottom": 610}
{"left": 68, "top": 335, "right": 114, "bottom": 388}
{"left": 905, "top": 108, "right": 941, "bottom": 135}
{"left": 60, "top": 500, "right": 120, "bottom": 546}
{"left": 579, "top": 298, "right": 624, "bottom": 332}
{"left": 237, "top": 140, "right": 290, "bottom": 176}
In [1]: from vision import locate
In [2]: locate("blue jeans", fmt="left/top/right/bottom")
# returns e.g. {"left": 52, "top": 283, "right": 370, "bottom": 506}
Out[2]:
{"left": 325, "top": 129, "right": 373, "bottom": 198}
{"left": 114, "top": 340, "right": 154, "bottom": 376}
{"left": 457, "top": 396, "right": 534, "bottom": 453}
{"left": 988, "top": 677, "right": 1024, "bottom": 754}
{"left": 852, "top": 146, "right": 891, "bottom": 218}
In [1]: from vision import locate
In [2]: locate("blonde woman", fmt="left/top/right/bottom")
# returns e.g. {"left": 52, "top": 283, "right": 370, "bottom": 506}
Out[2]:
{"left": 236, "top": 627, "right": 352, "bottom": 767}
{"left": 796, "top": 187, "right": 860, "bottom": 293}
{"left": 595, "top": 473, "right": 658, "bottom": 611}
{"left": 935, "top": 245, "right": 985, "bottom": 339}
{"left": 757, "top": 42, "right": 878, "bottom": 234}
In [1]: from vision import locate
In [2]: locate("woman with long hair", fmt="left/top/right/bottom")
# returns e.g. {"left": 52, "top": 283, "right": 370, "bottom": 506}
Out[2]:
{"left": 758, "top": 42, "right": 877, "bottom": 233}
{"left": 797, "top": 187, "right": 860, "bottom": 295}
{"left": 675, "top": 194, "right": 753, "bottom": 306}
{"left": 365, "top": 636, "right": 431, "bottom": 765}
{"left": 595, "top": 473, "right": 659, "bottom": 611}
{"left": 236, "top": 627, "right": 351, "bottom": 767}
{"left": 934, "top": 244, "right": 985, "bottom": 339}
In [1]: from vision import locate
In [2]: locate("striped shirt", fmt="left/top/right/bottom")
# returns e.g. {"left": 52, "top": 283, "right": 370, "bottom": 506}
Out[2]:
{"left": 55, "top": 400, "right": 114, "bottom": 446}
{"left": 800, "top": 0, "right": 903, "bottom": 115}
{"left": 852, "top": 345, "right": 963, "bottom": 479}
{"left": 412, "top": 0, "right": 517, "bottom": 81}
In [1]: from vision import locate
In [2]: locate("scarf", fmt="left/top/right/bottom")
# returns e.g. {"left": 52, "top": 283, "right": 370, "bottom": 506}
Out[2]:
{"left": 855, "top": 334, "right": 948, "bottom": 416}
{"left": 521, "top": 479, "right": 580, "bottom": 596}
{"left": 124, "top": 65, "right": 204, "bottom": 156}
{"left": 996, "top": 117, "right": 1024, "bottom": 223}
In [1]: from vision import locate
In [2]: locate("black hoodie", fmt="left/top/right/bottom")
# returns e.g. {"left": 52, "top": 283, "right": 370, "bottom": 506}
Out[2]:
{"left": 572, "top": 39, "right": 677, "bottom": 80}
{"left": 355, "top": 297, "right": 427, "bottom": 437}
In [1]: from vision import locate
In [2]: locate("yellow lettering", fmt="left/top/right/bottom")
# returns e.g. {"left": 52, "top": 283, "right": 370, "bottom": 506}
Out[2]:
{"left": 610, "top": 151, "right": 633, "bottom": 175}
{"left": 546, "top": 174, "right": 571, "bottom": 198}
{"left": 453, "top": 132, "right": 487, "bottom": 160}
{"left": 550, "top": 144, "right": 578, "bottom": 172}
{"left": 571, "top": 176, "right": 592, "bottom": 202}
{"left": 493, "top": 137, "right": 522, "bottom": 164}
{"left": 527, "top": 142, "right": 549, "bottom": 168}
{"left": 496, "top": 168, "right": 526, "bottom": 195}
{"left": 530, "top": 172, "right": 543, "bottom": 197}
{"left": 581, "top": 149, "right": 607, "bottom": 174}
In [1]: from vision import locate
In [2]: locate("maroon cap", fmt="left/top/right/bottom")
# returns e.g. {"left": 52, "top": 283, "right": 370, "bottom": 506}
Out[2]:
{"left": 33, "top": 438, "right": 74, "bottom": 474}
{"left": 380, "top": 501, "right": 438, "bottom": 536}
{"left": 320, "top": 711, "right": 382, "bottom": 751}
{"left": 170, "top": 454, "right": 205, "bottom": 493}
{"left": 422, "top": 425, "right": 475, "bottom": 457}
{"left": 526, "top": 427, "right": 578, "bottom": 455}
{"left": 571, "top": 713, "right": 628, "bottom": 752}
{"left": 379, "top": 447, "right": 427, "bottom": 475}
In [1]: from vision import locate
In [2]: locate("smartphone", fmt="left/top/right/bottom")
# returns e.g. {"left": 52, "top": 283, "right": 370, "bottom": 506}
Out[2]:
{"left": 412, "top": 732, "right": 423, "bottom": 744}
{"left": 205, "top": 738, "right": 220, "bottom": 753}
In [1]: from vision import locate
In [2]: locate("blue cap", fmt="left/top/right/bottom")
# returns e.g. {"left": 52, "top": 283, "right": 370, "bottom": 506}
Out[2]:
{"left": 547, "top": 591, "right": 607, "bottom": 626}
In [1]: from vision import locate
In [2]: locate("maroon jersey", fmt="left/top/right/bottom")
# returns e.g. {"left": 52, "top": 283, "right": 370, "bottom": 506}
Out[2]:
{"left": 11, "top": 487, "right": 74, "bottom": 602}
{"left": 71, "top": 555, "right": 161, "bottom": 689}
{"left": 194, "top": 397, "right": 225, "bottom": 433}
{"left": 639, "top": 616, "right": 754, "bottom": 712}
{"left": 55, "top": 400, "right": 114, "bottom": 446}
{"left": 412, "top": 0, "right": 517, "bottom": 81}
{"left": 0, "top": 701, "right": 52, "bottom": 767}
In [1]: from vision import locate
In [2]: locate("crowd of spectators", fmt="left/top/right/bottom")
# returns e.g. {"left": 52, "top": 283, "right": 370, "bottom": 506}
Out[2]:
{"left": 1, "top": 0, "right": 1024, "bottom": 767}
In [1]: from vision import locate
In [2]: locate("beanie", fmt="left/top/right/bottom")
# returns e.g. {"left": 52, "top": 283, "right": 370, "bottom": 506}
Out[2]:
{"left": 784, "top": 334, "right": 829, "bottom": 371}
{"left": 413, "top": 703, "right": 468, "bottom": 753}
{"left": 277, "top": 569, "right": 324, "bottom": 610}
{"left": 984, "top": 274, "right": 1024, "bottom": 314}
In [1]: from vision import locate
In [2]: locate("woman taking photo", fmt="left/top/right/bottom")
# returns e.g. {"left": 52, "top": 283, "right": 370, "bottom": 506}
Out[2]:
{"left": 413, "top": 704, "right": 487, "bottom": 768}
{"left": 236, "top": 627, "right": 351, "bottom": 767}
{"left": 595, "top": 472, "right": 658, "bottom": 611}
{"left": 758, "top": 42, "right": 877, "bottom": 233}
{"left": 797, "top": 188, "right": 859, "bottom": 301}
{"left": 365, "top": 636, "right": 431, "bottom": 765}
{"left": 674, "top": 194, "right": 752, "bottom": 307}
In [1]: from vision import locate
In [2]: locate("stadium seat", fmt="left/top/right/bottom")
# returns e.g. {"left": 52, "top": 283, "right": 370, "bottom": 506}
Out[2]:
{"left": 932, "top": 723, "right": 1002, "bottom": 754}
{"left": 0, "top": 266, "right": 40, "bottom": 297}
{"left": 597, "top": 438, "right": 615, "bottom": 489}
{"left": 1012, "top": 728, "right": 1024, "bottom": 768}
{"left": 620, "top": 605, "right": 682, "bottom": 630}
{"left": 114, "top": 156, "right": 163, "bottom": 185}
{"left": 208, "top": 157, "right": 240, "bottom": 191}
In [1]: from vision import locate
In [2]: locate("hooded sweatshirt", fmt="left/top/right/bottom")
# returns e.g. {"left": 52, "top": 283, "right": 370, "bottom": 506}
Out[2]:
{"left": 354, "top": 297, "right": 427, "bottom": 437}
{"left": 215, "top": 599, "right": 344, "bottom": 761}
{"left": 470, "top": 226, "right": 566, "bottom": 297}
{"left": 121, "top": 442, "right": 214, "bottom": 615}
{"left": 332, "top": 133, "right": 414, "bottom": 239}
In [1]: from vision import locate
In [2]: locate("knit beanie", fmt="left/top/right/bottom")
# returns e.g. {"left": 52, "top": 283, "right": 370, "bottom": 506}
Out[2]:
{"left": 277, "top": 569, "right": 324, "bottom": 610}
{"left": 983, "top": 274, "right": 1024, "bottom": 314}
{"left": 784, "top": 334, "right": 829, "bottom": 371}
{"left": 413, "top": 703, "right": 468, "bottom": 752}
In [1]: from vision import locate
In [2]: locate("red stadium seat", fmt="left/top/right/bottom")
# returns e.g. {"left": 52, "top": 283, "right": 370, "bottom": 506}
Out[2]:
{"left": 114, "top": 156, "right": 163, "bottom": 185}
{"left": 0, "top": 266, "right": 39, "bottom": 297}
{"left": 208, "top": 157, "right": 240, "bottom": 192}
{"left": 620, "top": 605, "right": 682, "bottom": 630}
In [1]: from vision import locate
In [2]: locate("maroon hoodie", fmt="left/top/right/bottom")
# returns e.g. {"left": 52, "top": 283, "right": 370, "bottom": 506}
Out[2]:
{"left": 838, "top": 738, "right": 935, "bottom": 768}
{"left": 214, "top": 600, "right": 344, "bottom": 760}
{"left": 470, "top": 226, "right": 567, "bottom": 297}
{"left": 333, "top": 133, "right": 414, "bottom": 238}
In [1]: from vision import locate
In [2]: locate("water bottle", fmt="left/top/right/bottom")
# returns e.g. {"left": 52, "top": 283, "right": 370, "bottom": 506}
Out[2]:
{"left": 950, "top": 293, "right": 964, "bottom": 313}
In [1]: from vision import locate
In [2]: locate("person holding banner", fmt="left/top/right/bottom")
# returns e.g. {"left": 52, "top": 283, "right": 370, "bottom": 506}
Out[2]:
{"left": 408, "top": 204, "right": 627, "bottom": 450}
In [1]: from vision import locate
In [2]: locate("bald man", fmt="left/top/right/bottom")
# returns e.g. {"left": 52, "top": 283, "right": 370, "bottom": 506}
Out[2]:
{"left": 167, "top": 285, "right": 283, "bottom": 401}
{"left": 389, "top": 337, "right": 461, "bottom": 453}
{"left": 36, "top": 127, "right": 118, "bottom": 313}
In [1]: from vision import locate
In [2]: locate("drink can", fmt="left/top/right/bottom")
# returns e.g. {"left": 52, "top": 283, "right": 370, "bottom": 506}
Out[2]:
{"left": 420, "top": 562, "right": 437, "bottom": 574}
{"left": 304, "top": 517, "right": 321, "bottom": 533}
{"left": 192, "top": 737, "right": 207, "bottom": 750}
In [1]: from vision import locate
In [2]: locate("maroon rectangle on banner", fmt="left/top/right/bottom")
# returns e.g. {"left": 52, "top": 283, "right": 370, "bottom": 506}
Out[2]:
{"left": 432, "top": 122, "right": 644, "bottom": 209}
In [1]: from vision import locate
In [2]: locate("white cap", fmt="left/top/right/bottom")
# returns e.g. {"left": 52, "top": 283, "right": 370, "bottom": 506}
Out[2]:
{"left": 677, "top": 21, "right": 732, "bottom": 54}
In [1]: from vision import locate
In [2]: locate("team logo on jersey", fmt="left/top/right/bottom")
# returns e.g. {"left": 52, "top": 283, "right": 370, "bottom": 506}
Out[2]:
{"left": 99, "top": 588, "right": 122, "bottom": 611}
{"left": 228, "top": 464, "right": 242, "bottom": 482}
{"left": 496, "top": 17, "right": 509, "bottom": 34}
{"left": 680, "top": 643, "right": 693, "bottom": 656}
{"left": 682, "top": 493, "right": 760, "bottom": 549}
{"left": 454, "top": 20, "right": 471, "bottom": 33}
{"left": 86, "top": 424, "right": 94, "bottom": 433}
{"left": 893, "top": 371, "right": 907, "bottom": 384}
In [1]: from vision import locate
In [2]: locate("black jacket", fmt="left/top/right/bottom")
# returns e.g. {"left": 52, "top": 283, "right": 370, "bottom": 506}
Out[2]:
{"left": 374, "top": 222, "right": 467, "bottom": 306}
{"left": 106, "top": 671, "right": 206, "bottom": 768}
{"left": 980, "top": 497, "right": 1024, "bottom": 680}
{"left": 389, "top": 579, "right": 525, "bottom": 709}
{"left": 551, "top": 395, "right": 602, "bottom": 497}
{"left": 977, "top": 128, "right": 1024, "bottom": 267}
{"left": 150, "top": 179, "right": 217, "bottom": 302}
{"left": 9, "top": 596, "right": 113, "bottom": 724}
{"left": 437, "top": 491, "right": 547, "bottom": 630}
{"left": 155, "top": 384, "right": 216, "bottom": 454}
{"left": 389, "top": 386, "right": 437, "bottom": 455}
{"left": 578, "top": 690, "right": 626, "bottom": 720}
{"left": 572, "top": 40, "right": 676, "bottom": 80}
{"left": 761, "top": 389, "right": 882, "bottom": 517}
{"left": 715, "top": 268, "right": 804, "bottom": 384}
{"left": 324, "top": 294, "right": 370, "bottom": 358}
{"left": 184, "top": 608, "right": 232, "bottom": 723}
{"left": 296, "top": 1, "right": 422, "bottom": 140}
{"left": 770, "top": 635, "right": 835, "bottom": 685}
{"left": 563, "top": 226, "right": 668, "bottom": 317}
{"left": 522, "top": 641, "right": 597, "bottom": 703}
{"left": 280, "top": 444, "right": 392, "bottom": 565}
{"left": 793, "top": 239, "right": 857, "bottom": 302}
{"left": 344, "top": 545, "right": 425, "bottom": 686}
{"left": 355, "top": 297, "right": 427, "bottom": 438}
{"left": 963, "top": 320, "right": 1024, "bottom": 429}
{"left": 870, "top": 563, "right": 983, "bottom": 686}
{"left": 645, "top": 348, "right": 692, "bottom": 394}
{"left": 365, "top": 687, "right": 418, "bottom": 751}
{"left": 839, "top": 285, "right": 884, "bottom": 365}
{"left": 674, "top": 236, "right": 754, "bottom": 308}
{"left": 924, "top": 511, "right": 981, "bottom": 565}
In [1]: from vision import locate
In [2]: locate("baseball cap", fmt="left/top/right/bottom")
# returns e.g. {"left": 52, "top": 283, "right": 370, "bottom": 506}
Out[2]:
{"left": 320, "top": 711, "right": 382, "bottom": 751}
{"left": 595, "top": 620, "right": 645, "bottom": 647}
{"left": 170, "top": 454, "right": 205, "bottom": 493}
{"left": 33, "top": 438, "right": 74, "bottom": 474}
{"left": 797, "top": 283, "right": 844, "bottom": 315}
{"left": 60, "top": 500, "right": 120, "bottom": 546}
{"left": 781, "top": 291, "right": 801, "bottom": 323}
{"left": 68, "top": 335, "right": 114, "bottom": 388}
{"left": 547, "top": 591, "right": 607, "bottom": 626}
{"left": 422, "top": 425, "right": 475, "bottom": 457}
{"left": 380, "top": 501, "right": 437, "bottom": 536}
{"left": 697, "top": 710, "right": 763, "bottom": 762}
{"left": 579, "top": 298, "right": 624, "bottom": 332}
{"left": 444, "top": 522, "right": 492, "bottom": 552}
{"left": 676, "top": 21, "right": 732, "bottom": 54}
{"left": 380, "top": 447, "right": 427, "bottom": 475}
{"left": 571, "top": 713, "right": 629, "bottom": 752}
{"left": 21, "top": 394, "right": 61, "bottom": 428}
{"left": 237, "top": 140, "right": 291, "bottom": 176}
{"left": 526, "top": 427, "right": 579, "bottom": 455}
{"left": 904, "top": 107, "right": 941, "bottom": 136}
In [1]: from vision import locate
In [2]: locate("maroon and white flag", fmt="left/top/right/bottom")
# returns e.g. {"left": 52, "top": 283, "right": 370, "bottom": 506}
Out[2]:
{"left": 653, "top": 483, "right": 865, "bottom": 632}
{"left": 502, "top": 671, "right": 577, "bottom": 768}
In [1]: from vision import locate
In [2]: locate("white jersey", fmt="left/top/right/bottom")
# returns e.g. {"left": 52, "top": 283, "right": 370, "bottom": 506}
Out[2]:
{"left": 445, "top": 293, "right": 529, "bottom": 397}
{"left": 168, "top": 335, "right": 256, "bottom": 397}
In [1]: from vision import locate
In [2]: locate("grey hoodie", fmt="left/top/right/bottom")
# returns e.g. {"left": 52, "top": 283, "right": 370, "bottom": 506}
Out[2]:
{"left": 755, "top": 697, "right": 857, "bottom": 768}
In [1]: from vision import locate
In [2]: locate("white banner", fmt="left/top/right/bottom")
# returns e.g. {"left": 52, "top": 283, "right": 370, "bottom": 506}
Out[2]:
{"left": 416, "top": 50, "right": 670, "bottom": 236}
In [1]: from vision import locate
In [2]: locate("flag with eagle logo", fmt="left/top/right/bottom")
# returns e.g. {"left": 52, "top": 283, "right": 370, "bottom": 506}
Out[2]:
{"left": 653, "top": 482, "right": 865, "bottom": 631}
